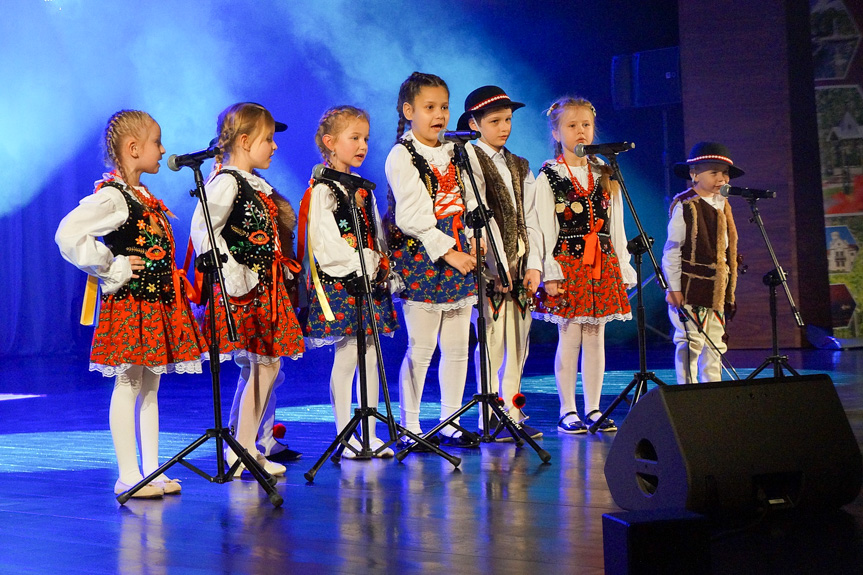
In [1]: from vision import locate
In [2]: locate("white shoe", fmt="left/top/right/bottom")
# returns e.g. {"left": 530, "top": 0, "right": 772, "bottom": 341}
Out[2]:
{"left": 255, "top": 454, "right": 286, "bottom": 477}
{"left": 114, "top": 479, "right": 164, "bottom": 499}
{"left": 370, "top": 438, "right": 394, "bottom": 459}
{"left": 153, "top": 476, "right": 182, "bottom": 495}
{"left": 341, "top": 436, "right": 362, "bottom": 459}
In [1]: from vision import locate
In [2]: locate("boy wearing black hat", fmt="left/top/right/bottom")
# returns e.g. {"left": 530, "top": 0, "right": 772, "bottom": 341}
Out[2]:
{"left": 662, "top": 142, "right": 741, "bottom": 384}
{"left": 460, "top": 86, "right": 549, "bottom": 439}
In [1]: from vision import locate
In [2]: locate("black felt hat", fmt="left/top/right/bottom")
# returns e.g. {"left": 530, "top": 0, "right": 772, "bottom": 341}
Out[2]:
{"left": 673, "top": 141, "right": 744, "bottom": 179}
{"left": 456, "top": 85, "right": 525, "bottom": 131}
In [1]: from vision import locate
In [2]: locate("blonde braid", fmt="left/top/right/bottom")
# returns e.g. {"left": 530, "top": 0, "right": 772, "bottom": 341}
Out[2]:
{"left": 103, "top": 109, "right": 153, "bottom": 184}
{"left": 214, "top": 102, "right": 275, "bottom": 166}
{"left": 546, "top": 96, "right": 597, "bottom": 157}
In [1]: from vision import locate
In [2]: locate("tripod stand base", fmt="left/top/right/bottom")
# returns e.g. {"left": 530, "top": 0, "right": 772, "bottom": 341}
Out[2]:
{"left": 745, "top": 355, "right": 800, "bottom": 379}
{"left": 116, "top": 427, "right": 283, "bottom": 507}
{"left": 305, "top": 407, "right": 461, "bottom": 482}
{"left": 588, "top": 372, "right": 666, "bottom": 434}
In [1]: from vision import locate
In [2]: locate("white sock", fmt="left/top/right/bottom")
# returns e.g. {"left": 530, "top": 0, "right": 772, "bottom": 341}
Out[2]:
{"left": 235, "top": 359, "right": 280, "bottom": 457}
{"left": 399, "top": 305, "right": 442, "bottom": 434}
{"left": 438, "top": 306, "right": 471, "bottom": 435}
{"left": 580, "top": 323, "right": 606, "bottom": 418}
{"left": 138, "top": 369, "right": 162, "bottom": 477}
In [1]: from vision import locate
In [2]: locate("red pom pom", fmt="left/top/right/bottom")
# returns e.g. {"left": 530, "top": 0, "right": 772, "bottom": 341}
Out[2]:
{"left": 272, "top": 423, "right": 286, "bottom": 439}
{"left": 512, "top": 393, "right": 527, "bottom": 409}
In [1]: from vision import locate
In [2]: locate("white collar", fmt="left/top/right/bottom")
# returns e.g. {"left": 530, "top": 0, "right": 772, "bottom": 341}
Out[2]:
{"left": 476, "top": 139, "right": 505, "bottom": 160}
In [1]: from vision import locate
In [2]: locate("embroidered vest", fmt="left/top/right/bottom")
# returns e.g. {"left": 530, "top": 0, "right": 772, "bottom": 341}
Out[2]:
{"left": 102, "top": 183, "right": 175, "bottom": 303}
{"left": 314, "top": 179, "right": 378, "bottom": 282}
{"left": 218, "top": 170, "right": 279, "bottom": 287}
{"left": 669, "top": 189, "right": 738, "bottom": 310}
{"left": 385, "top": 138, "right": 465, "bottom": 250}
{"left": 540, "top": 165, "right": 612, "bottom": 259}
{"left": 472, "top": 146, "right": 530, "bottom": 274}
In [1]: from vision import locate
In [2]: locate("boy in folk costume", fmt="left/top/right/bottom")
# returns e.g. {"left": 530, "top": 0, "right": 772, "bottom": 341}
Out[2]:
{"left": 662, "top": 142, "right": 741, "bottom": 384}
{"left": 460, "top": 86, "right": 546, "bottom": 439}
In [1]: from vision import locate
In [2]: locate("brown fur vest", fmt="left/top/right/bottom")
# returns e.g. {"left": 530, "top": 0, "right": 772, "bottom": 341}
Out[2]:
{"left": 670, "top": 189, "right": 738, "bottom": 310}
{"left": 472, "top": 145, "right": 530, "bottom": 275}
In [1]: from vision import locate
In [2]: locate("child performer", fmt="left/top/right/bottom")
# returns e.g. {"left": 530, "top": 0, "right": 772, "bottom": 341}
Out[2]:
{"left": 662, "top": 142, "right": 741, "bottom": 384}
{"left": 533, "top": 97, "right": 636, "bottom": 434}
{"left": 56, "top": 110, "right": 204, "bottom": 498}
{"left": 385, "top": 72, "right": 481, "bottom": 449}
{"left": 190, "top": 102, "right": 304, "bottom": 477}
{"left": 458, "top": 86, "right": 543, "bottom": 440}
{"left": 299, "top": 105, "right": 400, "bottom": 458}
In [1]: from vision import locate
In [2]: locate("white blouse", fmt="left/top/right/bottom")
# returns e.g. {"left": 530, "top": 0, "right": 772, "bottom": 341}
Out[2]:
{"left": 384, "top": 130, "right": 479, "bottom": 264}
{"left": 190, "top": 166, "right": 279, "bottom": 298}
{"left": 535, "top": 161, "right": 637, "bottom": 287}
{"left": 308, "top": 180, "right": 385, "bottom": 278}
{"left": 55, "top": 175, "right": 155, "bottom": 294}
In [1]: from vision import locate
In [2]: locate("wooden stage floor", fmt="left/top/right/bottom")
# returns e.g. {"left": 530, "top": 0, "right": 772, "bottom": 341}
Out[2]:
{"left": 1, "top": 345, "right": 862, "bottom": 574}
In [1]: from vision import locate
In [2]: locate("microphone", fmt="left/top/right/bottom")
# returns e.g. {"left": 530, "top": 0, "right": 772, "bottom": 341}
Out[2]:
{"left": 167, "top": 145, "right": 220, "bottom": 171}
{"left": 312, "top": 164, "right": 376, "bottom": 191}
{"left": 438, "top": 130, "right": 481, "bottom": 143}
{"left": 574, "top": 142, "right": 635, "bottom": 157}
{"left": 719, "top": 184, "right": 775, "bottom": 199}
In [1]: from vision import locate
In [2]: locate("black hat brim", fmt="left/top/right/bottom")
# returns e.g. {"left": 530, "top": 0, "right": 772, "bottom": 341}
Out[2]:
{"left": 673, "top": 161, "right": 745, "bottom": 180}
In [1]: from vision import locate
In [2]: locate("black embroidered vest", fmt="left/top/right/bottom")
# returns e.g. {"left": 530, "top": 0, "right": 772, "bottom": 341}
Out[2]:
{"left": 540, "top": 165, "right": 612, "bottom": 259}
{"left": 101, "top": 183, "right": 175, "bottom": 303}
{"left": 314, "top": 179, "right": 378, "bottom": 282}
{"left": 218, "top": 170, "right": 278, "bottom": 287}
{"left": 385, "top": 138, "right": 465, "bottom": 251}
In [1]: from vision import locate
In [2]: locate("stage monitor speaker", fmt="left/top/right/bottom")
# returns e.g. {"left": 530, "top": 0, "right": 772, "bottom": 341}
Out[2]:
{"left": 604, "top": 374, "right": 862, "bottom": 516}
{"left": 612, "top": 46, "right": 681, "bottom": 110}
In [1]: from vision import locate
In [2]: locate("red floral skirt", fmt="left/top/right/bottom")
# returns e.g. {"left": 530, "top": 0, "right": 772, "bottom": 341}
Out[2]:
{"left": 534, "top": 251, "right": 631, "bottom": 323}
{"left": 91, "top": 294, "right": 205, "bottom": 370}
{"left": 203, "top": 281, "right": 304, "bottom": 360}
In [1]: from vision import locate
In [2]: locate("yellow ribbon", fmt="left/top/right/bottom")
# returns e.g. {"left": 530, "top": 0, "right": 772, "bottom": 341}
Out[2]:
{"left": 80, "top": 276, "right": 99, "bottom": 326}
{"left": 306, "top": 190, "right": 336, "bottom": 322}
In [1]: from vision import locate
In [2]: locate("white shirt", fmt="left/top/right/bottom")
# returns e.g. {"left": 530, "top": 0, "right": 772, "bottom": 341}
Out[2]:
{"left": 55, "top": 176, "right": 155, "bottom": 294}
{"left": 308, "top": 180, "right": 385, "bottom": 278}
{"left": 384, "top": 130, "right": 479, "bottom": 263}
{"left": 465, "top": 140, "right": 544, "bottom": 276}
{"left": 190, "top": 166, "right": 274, "bottom": 298}
{"left": 535, "top": 161, "right": 637, "bottom": 287}
{"left": 662, "top": 191, "right": 727, "bottom": 292}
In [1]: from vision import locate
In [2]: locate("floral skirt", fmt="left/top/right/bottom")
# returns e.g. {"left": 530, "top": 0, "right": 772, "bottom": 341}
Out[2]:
{"left": 302, "top": 276, "right": 399, "bottom": 343}
{"left": 203, "top": 281, "right": 304, "bottom": 361}
{"left": 90, "top": 294, "right": 204, "bottom": 374}
{"left": 533, "top": 251, "right": 631, "bottom": 324}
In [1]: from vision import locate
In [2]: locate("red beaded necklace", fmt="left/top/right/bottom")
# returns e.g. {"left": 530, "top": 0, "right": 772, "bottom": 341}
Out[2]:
{"left": 556, "top": 155, "right": 594, "bottom": 198}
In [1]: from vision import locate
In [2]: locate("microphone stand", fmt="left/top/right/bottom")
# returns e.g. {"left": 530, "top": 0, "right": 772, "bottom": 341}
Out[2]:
{"left": 588, "top": 151, "right": 667, "bottom": 434}
{"left": 677, "top": 307, "right": 741, "bottom": 381}
{"left": 743, "top": 196, "right": 803, "bottom": 379}
{"left": 304, "top": 181, "right": 460, "bottom": 482}
{"left": 116, "top": 160, "right": 283, "bottom": 507}
{"left": 398, "top": 141, "right": 550, "bottom": 463}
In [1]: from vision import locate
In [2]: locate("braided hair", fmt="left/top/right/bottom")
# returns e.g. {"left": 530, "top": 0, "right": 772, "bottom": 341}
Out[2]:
{"left": 545, "top": 96, "right": 617, "bottom": 194}
{"left": 214, "top": 102, "right": 275, "bottom": 164}
{"left": 395, "top": 71, "right": 449, "bottom": 142}
{"left": 314, "top": 105, "right": 370, "bottom": 165}
{"left": 103, "top": 109, "right": 154, "bottom": 183}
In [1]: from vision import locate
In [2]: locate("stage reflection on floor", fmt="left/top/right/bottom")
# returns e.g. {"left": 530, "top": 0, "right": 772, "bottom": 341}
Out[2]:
{"left": 1, "top": 346, "right": 862, "bottom": 574}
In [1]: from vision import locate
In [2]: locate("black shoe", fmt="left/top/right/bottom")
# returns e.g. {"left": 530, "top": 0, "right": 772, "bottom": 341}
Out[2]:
{"left": 438, "top": 430, "right": 480, "bottom": 448}
{"left": 397, "top": 434, "right": 440, "bottom": 453}
{"left": 585, "top": 410, "right": 617, "bottom": 432}
{"left": 267, "top": 448, "right": 303, "bottom": 462}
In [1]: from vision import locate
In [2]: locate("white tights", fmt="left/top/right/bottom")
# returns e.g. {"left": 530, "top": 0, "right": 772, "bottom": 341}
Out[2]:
{"left": 399, "top": 304, "right": 472, "bottom": 434}
{"left": 110, "top": 366, "right": 162, "bottom": 485}
{"left": 233, "top": 359, "right": 281, "bottom": 458}
{"left": 330, "top": 337, "right": 381, "bottom": 440}
{"left": 554, "top": 322, "right": 606, "bottom": 421}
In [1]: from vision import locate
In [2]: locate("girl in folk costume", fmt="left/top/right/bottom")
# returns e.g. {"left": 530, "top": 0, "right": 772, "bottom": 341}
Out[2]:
{"left": 533, "top": 97, "right": 636, "bottom": 434}
{"left": 56, "top": 110, "right": 204, "bottom": 498}
{"left": 190, "top": 102, "right": 304, "bottom": 477}
{"left": 299, "top": 105, "right": 399, "bottom": 458}
{"left": 385, "top": 72, "right": 481, "bottom": 449}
